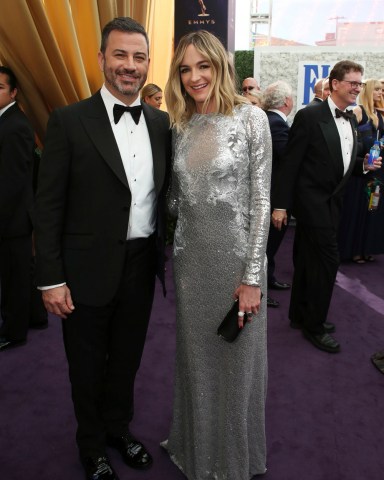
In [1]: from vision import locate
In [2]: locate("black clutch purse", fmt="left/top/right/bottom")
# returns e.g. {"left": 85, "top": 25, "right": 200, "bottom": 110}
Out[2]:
{"left": 217, "top": 301, "right": 247, "bottom": 343}
{"left": 217, "top": 293, "right": 263, "bottom": 342}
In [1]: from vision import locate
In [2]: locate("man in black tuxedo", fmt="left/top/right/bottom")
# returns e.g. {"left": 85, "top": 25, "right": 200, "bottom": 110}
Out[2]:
{"left": 0, "top": 66, "right": 34, "bottom": 351}
{"left": 271, "top": 61, "right": 381, "bottom": 354}
{"left": 35, "top": 17, "right": 171, "bottom": 480}
{"left": 263, "top": 81, "right": 293, "bottom": 308}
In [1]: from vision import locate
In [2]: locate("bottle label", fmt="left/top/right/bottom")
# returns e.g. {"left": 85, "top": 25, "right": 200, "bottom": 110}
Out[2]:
{"left": 368, "top": 146, "right": 380, "bottom": 165}
{"left": 368, "top": 192, "right": 380, "bottom": 210}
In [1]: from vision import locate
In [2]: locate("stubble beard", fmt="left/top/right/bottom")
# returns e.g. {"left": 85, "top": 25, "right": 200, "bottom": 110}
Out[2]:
{"left": 104, "top": 67, "right": 146, "bottom": 98}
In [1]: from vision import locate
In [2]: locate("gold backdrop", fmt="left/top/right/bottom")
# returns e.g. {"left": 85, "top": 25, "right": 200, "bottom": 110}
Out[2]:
{"left": 0, "top": 0, "right": 174, "bottom": 144}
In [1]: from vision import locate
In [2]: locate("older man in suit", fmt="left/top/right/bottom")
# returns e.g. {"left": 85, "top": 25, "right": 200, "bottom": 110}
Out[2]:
{"left": 263, "top": 81, "right": 293, "bottom": 308}
{"left": 271, "top": 60, "right": 381, "bottom": 354}
{"left": 35, "top": 17, "right": 171, "bottom": 480}
{"left": 0, "top": 66, "right": 34, "bottom": 351}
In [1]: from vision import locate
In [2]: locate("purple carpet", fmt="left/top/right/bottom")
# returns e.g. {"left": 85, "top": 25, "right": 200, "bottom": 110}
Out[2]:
{"left": 1, "top": 226, "right": 384, "bottom": 480}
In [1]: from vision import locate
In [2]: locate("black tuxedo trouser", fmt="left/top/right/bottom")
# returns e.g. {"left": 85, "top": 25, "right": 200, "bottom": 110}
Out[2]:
{"left": 0, "top": 235, "right": 32, "bottom": 341}
{"left": 62, "top": 235, "right": 157, "bottom": 457}
{"left": 289, "top": 223, "right": 339, "bottom": 334}
{"left": 266, "top": 213, "right": 291, "bottom": 284}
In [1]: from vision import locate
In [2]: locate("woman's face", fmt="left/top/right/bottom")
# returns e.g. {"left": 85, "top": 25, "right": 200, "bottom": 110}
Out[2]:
{"left": 179, "top": 44, "right": 214, "bottom": 113}
{"left": 145, "top": 91, "right": 163, "bottom": 109}
{"left": 373, "top": 84, "right": 383, "bottom": 105}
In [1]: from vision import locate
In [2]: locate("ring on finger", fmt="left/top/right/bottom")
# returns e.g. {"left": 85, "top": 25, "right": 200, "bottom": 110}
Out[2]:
{"left": 238, "top": 311, "right": 245, "bottom": 317}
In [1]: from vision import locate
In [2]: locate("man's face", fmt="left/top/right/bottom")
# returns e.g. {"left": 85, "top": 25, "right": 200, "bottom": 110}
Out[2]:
{"left": 242, "top": 78, "right": 260, "bottom": 94}
{"left": 98, "top": 30, "right": 149, "bottom": 104}
{"left": 286, "top": 95, "right": 294, "bottom": 115}
{"left": 0, "top": 73, "right": 16, "bottom": 110}
{"left": 331, "top": 71, "right": 363, "bottom": 109}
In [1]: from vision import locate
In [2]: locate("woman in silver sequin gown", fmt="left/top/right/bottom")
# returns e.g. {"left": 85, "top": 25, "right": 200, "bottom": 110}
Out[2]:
{"left": 162, "top": 31, "right": 272, "bottom": 480}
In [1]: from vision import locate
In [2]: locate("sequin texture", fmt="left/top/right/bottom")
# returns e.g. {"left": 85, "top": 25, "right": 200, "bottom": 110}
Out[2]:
{"left": 163, "top": 104, "right": 272, "bottom": 480}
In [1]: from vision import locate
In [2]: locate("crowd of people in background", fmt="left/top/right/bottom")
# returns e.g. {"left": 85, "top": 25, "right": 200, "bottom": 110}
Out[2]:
{"left": 1, "top": 15, "right": 384, "bottom": 480}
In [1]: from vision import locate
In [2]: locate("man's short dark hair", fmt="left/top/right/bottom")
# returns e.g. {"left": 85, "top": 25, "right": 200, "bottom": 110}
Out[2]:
{"left": 329, "top": 60, "right": 364, "bottom": 92}
{"left": 100, "top": 17, "right": 149, "bottom": 54}
{"left": 0, "top": 66, "right": 17, "bottom": 91}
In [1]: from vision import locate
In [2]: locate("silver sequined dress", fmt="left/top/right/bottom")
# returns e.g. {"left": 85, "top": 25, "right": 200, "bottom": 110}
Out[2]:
{"left": 163, "top": 104, "right": 272, "bottom": 480}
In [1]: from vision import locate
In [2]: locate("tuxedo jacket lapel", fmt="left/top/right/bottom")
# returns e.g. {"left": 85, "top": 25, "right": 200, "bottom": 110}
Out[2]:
{"left": 318, "top": 103, "right": 345, "bottom": 181}
{"left": 79, "top": 92, "right": 129, "bottom": 189}
{"left": 76, "top": 93, "right": 167, "bottom": 194}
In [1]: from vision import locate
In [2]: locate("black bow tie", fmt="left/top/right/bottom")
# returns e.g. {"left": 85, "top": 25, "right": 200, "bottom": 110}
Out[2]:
{"left": 113, "top": 104, "right": 142, "bottom": 125}
{"left": 335, "top": 108, "right": 354, "bottom": 120}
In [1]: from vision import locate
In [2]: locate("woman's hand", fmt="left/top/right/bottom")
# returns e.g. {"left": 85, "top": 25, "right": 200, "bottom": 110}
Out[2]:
{"left": 234, "top": 284, "right": 262, "bottom": 328}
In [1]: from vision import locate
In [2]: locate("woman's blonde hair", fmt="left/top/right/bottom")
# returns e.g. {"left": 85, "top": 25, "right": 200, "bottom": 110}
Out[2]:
{"left": 141, "top": 83, "right": 162, "bottom": 100}
{"left": 359, "top": 78, "right": 383, "bottom": 129}
{"left": 165, "top": 30, "right": 246, "bottom": 130}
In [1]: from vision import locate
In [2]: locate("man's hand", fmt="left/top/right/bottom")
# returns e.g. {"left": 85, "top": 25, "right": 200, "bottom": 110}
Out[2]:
{"left": 364, "top": 154, "right": 382, "bottom": 171}
{"left": 271, "top": 209, "right": 288, "bottom": 231}
{"left": 42, "top": 285, "right": 75, "bottom": 319}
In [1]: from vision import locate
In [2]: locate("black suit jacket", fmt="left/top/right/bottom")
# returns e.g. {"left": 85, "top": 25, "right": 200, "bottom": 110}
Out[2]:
{"left": 266, "top": 111, "right": 290, "bottom": 188}
{"left": 307, "top": 97, "right": 322, "bottom": 107}
{"left": 35, "top": 91, "right": 171, "bottom": 306}
{"left": 0, "top": 103, "right": 34, "bottom": 237}
{"left": 272, "top": 99, "right": 362, "bottom": 229}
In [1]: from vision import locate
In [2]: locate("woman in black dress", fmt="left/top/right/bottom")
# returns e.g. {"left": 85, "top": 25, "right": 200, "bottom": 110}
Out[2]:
{"left": 338, "top": 78, "right": 384, "bottom": 262}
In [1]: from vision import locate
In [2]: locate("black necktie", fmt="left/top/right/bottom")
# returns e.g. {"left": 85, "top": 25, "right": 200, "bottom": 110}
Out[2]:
{"left": 335, "top": 108, "right": 354, "bottom": 120}
{"left": 113, "top": 104, "right": 142, "bottom": 125}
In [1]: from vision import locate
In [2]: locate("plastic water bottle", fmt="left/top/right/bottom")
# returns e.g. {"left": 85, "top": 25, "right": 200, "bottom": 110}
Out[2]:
{"left": 367, "top": 140, "right": 380, "bottom": 166}
{"left": 368, "top": 185, "right": 380, "bottom": 211}
{"left": 379, "top": 135, "right": 384, "bottom": 149}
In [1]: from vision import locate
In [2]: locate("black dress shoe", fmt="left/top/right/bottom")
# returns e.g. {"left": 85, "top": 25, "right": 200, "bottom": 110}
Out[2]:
{"left": 269, "top": 280, "right": 291, "bottom": 290}
{"left": 267, "top": 296, "right": 280, "bottom": 307}
{"left": 0, "top": 337, "right": 26, "bottom": 351}
{"left": 302, "top": 330, "right": 340, "bottom": 353}
{"left": 81, "top": 456, "right": 119, "bottom": 480}
{"left": 290, "top": 321, "right": 335, "bottom": 333}
{"left": 107, "top": 434, "right": 153, "bottom": 470}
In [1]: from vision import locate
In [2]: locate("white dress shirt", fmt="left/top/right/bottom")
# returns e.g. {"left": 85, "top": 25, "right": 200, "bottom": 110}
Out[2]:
{"left": 100, "top": 85, "right": 156, "bottom": 239}
{"left": 327, "top": 96, "right": 354, "bottom": 175}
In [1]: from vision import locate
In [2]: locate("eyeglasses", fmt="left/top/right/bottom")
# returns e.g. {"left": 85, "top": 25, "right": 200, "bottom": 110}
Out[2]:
{"left": 242, "top": 86, "right": 255, "bottom": 92}
{"left": 340, "top": 80, "right": 363, "bottom": 89}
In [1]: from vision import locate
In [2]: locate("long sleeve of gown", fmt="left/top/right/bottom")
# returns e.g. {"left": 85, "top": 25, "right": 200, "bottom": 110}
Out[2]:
{"left": 242, "top": 107, "right": 272, "bottom": 286}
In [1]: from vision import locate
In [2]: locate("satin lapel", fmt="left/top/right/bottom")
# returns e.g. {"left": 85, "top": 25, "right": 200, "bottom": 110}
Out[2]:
{"left": 318, "top": 102, "right": 344, "bottom": 181}
{"left": 79, "top": 92, "right": 129, "bottom": 189}
{"left": 142, "top": 102, "right": 166, "bottom": 194}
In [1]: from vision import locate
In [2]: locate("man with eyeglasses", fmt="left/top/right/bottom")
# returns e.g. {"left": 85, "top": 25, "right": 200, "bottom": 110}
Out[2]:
{"left": 242, "top": 77, "right": 261, "bottom": 94}
{"left": 270, "top": 60, "right": 381, "bottom": 354}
